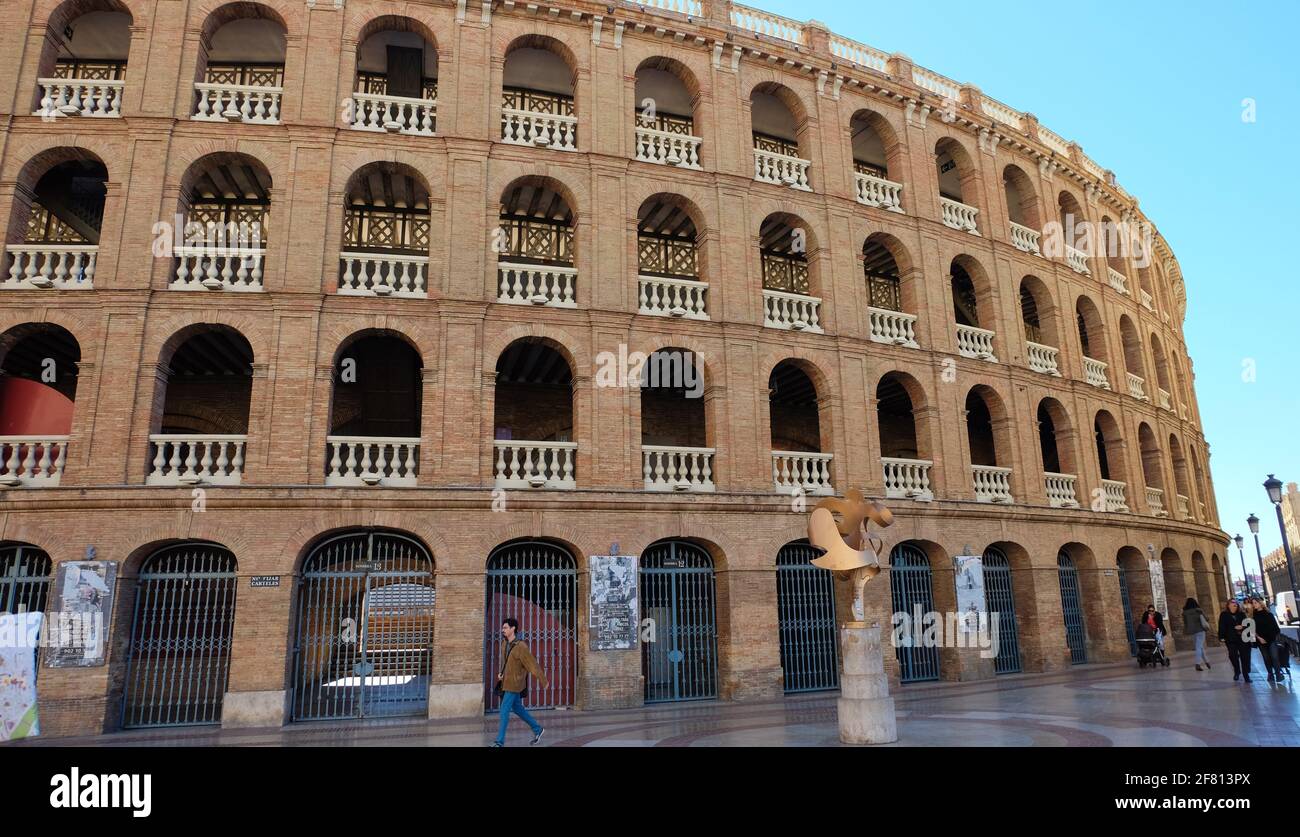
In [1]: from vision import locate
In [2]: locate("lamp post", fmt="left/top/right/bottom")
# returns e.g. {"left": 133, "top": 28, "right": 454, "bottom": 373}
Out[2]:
{"left": 1248, "top": 513, "right": 1269, "bottom": 600}
{"left": 1265, "top": 475, "right": 1300, "bottom": 621}
{"left": 1234, "top": 534, "right": 1250, "bottom": 598}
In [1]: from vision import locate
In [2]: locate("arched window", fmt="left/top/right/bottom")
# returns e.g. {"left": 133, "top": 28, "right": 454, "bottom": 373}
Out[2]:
{"left": 326, "top": 332, "right": 422, "bottom": 487}
{"left": 192, "top": 4, "right": 287, "bottom": 124}
{"left": 33, "top": 1, "right": 131, "bottom": 118}
{"left": 497, "top": 178, "right": 576, "bottom": 308}
{"left": 338, "top": 162, "right": 431, "bottom": 297}
{"left": 493, "top": 338, "right": 576, "bottom": 490}
{"left": 349, "top": 16, "right": 438, "bottom": 135}
{"left": 501, "top": 36, "right": 577, "bottom": 151}
{"left": 634, "top": 59, "right": 701, "bottom": 169}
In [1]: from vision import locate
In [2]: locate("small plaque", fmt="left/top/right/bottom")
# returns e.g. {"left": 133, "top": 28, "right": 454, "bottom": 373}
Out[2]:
{"left": 250, "top": 576, "right": 281, "bottom": 588}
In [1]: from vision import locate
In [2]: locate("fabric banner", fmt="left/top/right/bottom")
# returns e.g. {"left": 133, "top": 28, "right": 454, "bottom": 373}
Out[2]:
{"left": 1148, "top": 557, "right": 1168, "bottom": 619}
{"left": 0, "top": 611, "right": 43, "bottom": 741}
{"left": 954, "top": 555, "right": 986, "bottom": 635}
{"left": 589, "top": 556, "right": 639, "bottom": 650}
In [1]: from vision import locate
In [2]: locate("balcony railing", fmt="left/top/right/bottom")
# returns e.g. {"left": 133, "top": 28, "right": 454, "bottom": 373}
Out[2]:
{"left": 1108, "top": 267, "right": 1129, "bottom": 295}
{"left": 854, "top": 172, "right": 903, "bottom": 212}
{"left": 349, "top": 91, "right": 436, "bottom": 136}
{"left": 732, "top": 3, "right": 806, "bottom": 43}
{"left": 1064, "top": 244, "right": 1090, "bottom": 275}
{"left": 939, "top": 197, "right": 979, "bottom": 235}
{"left": 1145, "top": 486, "right": 1167, "bottom": 517}
{"left": 193, "top": 82, "right": 283, "bottom": 124}
{"left": 34, "top": 78, "right": 124, "bottom": 118}
{"left": 2, "top": 244, "right": 96, "bottom": 289}
{"left": 753, "top": 148, "right": 811, "bottom": 190}
{"left": 772, "top": 451, "right": 833, "bottom": 496}
{"left": 643, "top": 446, "right": 716, "bottom": 493}
{"left": 955, "top": 324, "right": 997, "bottom": 361}
{"left": 147, "top": 435, "right": 246, "bottom": 486}
{"left": 1158, "top": 388, "right": 1173, "bottom": 411}
{"left": 1102, "top": 479, "right": 1130, "bottom": 512}
{"left": 1083, "top": 356, "right": 1110, "bottom": 389}
{"left": 494, "top": 441, "right": 577, "bottom": 490}
{"left": 339, "top": 252, "right": 428, "bottom": 298}
{"left": 497, "top": 262, "right": 577, "bottom": 308}
{"left": 1140, "top": 289, "right": 1154, "bottom": 311}
{"left": 1026, "top": 341, "right": 1061, "bottom": 376}
{"left": 1009, "top": 222, "right": 1041, "bottom": 255}
{"left": 972, "top": 465, "right": 1014, "bottom": 504}
{"left": 639, "top": 275, "right": 709, "bottom": 319}
{"left": 1044, "top": 472, "right": 1080, "bottom": 508}
{"left": 326, "top": 436, "right": 420, "bottom": 487}
{"left": 1126, "top": 372, "right": 1148, "bottom": 401}
{"left": 1176, "top": 494, "right": 1192, "bottom": 521}
{"left": 629, "top": 0, "right": 704, "bottom": 15}
{"left": 763, "top": 289, "right": 823, "bottom": 332}
{"left": 172, "top": 246, "right": 265, "bottom": 292}
{"left": 0, "top": 437, "right": 68, "bottom": 487}
{"left": 635, "top": 126, "right": 702, "bottom": 169}
{"left": 882, "top": 457, "right": 933, "bottom": 501}
{"left": 501, "top": 108, "right": 578, "bottom": 151}
{"left": 867, "top": 307, "right": 919, "bottom": 348}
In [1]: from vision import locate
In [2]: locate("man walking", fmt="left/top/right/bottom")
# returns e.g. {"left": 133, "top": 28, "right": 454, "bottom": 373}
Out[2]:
{"left": 492, "top": 617, "right": 549, "bottom": 747}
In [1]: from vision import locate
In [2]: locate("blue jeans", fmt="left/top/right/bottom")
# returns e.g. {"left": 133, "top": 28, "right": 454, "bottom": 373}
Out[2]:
{"left": 495, "top": 691, "right": 541, "bottom": 745}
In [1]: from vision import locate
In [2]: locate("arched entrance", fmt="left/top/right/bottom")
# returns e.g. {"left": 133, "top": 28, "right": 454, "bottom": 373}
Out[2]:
{"left": 982, "top": 546, "right": 1021, "bottom": 674}
{"left": 641, "top": 540, "right": 718, "bottom": 703}
{"left": 890, "top": 542, "right": 940, "bottom": 683}
{"left": 1057, "top": 551, "right": 1088, "bottom": 664}
{"left": 776, "top": 540, "right": 839, "bottom": 693}
{"left": 1117, "top": 559, "right": 1137, "bottom": 656}
{"left": 0, "top": 542, "right": 51, "bottom": 616}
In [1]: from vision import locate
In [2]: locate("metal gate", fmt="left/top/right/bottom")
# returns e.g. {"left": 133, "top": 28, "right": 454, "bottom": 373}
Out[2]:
{"left": 1118, "top": 564, "right": 1137, "bottom": 656}
{"left": 982, "top": 547, "right": 1021, "bottom": 675}
{"left": 641, "top": 540, "right": 718, "bottom": 703}
{"left": 291, "top": 530, "right": 435, "bottom": 721}
{"left": 1057, "top": 551, "right": 1088, "bottom": 664}
{"left": 777, "top": 540, "right": 840, "bottom": 692}
{"left": 1, "top": 543, "right": 51, "bottom": 615}
{"left": 484, "top": 541, "right": 577, "bottom": 711}
{"left": 890, "top": 543, "right": 940, "bottom": 683}
{"left": 121, "top": 543, "right": 237, "bottom": 728}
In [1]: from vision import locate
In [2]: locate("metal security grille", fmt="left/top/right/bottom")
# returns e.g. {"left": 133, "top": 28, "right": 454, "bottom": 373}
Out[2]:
{"left": 121, "top": 544, "right": 237, "bottom": 728}
{"left": 777, "top": 541, "right": 840, "bottom": 693}
{"left": 291, "top": 531, "right": 435, "bottom": 721}
{"left": 484, "top": 541, "right": 577, "bottom": 712}
{"left": 1118, "top": 565, "right": 1137, "bottom": 656}
{"left": 641, "top": 541, "right": 718, "bottom": 703}
{"left": 0, "top": 543, "right": 51, "bottom": 616}
{"left": 889, "top": 543, "right": 940, "bottom": 683}
{"left": 982, "top": 547, "right": 1021, "bottom": 675}
{"left": 1057, "top": 551, "right": 1088, "bottom": 664}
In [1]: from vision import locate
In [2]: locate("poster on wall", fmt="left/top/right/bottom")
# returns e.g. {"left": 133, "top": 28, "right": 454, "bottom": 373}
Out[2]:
{"left": 1148, "top": 557, "right": 1168, "bottom": 618}
{"left": 954, "top": 554, "right": 986, "bottom": 635}
{"left": 0, "top": 611, "right": 43, "bottom": 741}
{"left": 44, "top": 561, "right": 117, "bottom": 669}
{"left": 589, "top": 556, "right": 639, "bottom": 650}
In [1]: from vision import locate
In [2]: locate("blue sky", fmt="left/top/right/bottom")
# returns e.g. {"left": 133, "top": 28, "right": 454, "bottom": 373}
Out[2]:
{"left": 755, "top": 0, "right": 1300, "bottom": 580}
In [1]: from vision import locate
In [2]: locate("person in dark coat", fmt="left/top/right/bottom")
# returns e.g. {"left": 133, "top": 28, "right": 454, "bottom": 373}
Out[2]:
{"left": 1250, "top": 598, "right": 1283, "bottom": 681}
{"left": 1181, "top": 597, "right": 1211, "bottom": 671}
{"left": 1218, "top": 599, "right": 1252, "bottom": 682}
{"left": 1140, "top": 604, "right": 1168, "bottom": 655}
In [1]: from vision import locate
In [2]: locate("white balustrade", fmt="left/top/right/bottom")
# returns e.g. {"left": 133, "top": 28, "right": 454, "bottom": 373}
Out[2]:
{"left": 326, "top": 437, "right": 420, "bottom": 487}
{"left": 192, "top": 82, "right": 282, "bottom": 124}
{"left": 635, "top": 127, "right": 702, "bottom": 169}
{"left": 1083, "top": 356, "right": 1110, "bottom": 389}
{"left": 1038, "top": 126, "right": 1072, "bottom": 157}
{"left": 1102, "top": 479, "right": 1129, "bottom": 513}
{"left": 494, "top": 441, "right": 577, "bottom": 490}
{"left": 1176, "top": 494, "right": 1191, "bottom": 521}
{"left": 753, "top": 148, "right": 812, "bottom": 190}
{"left": 882, "top": 458, "right": 933, "bottom": 501}
{"left": 339, "top": 252, "right": 428, "bottom": 298}
{"left": 1127, "top": 372, "right": 1148, "bottom": 401}
{"left": 34, "top": 78, "right": 123, "bottom": 118}
{"left": 980, "top": 96, "right": 1024, "bottom": 129}
{"left": 1145, "top": 485, "right": 1167, "bottom": 517}
{"left": 1064, "top": 244, "right": 1090, "bottom": 275}
{"left": 868, "top": 307, "right": 919, "bottom": 348}
{"left": 497, "top": 262, "right": 577, "bottom": 308}
{"left": 147, "top": 435, "right": 246, "bottom": 486}
{"left": 731, "top": 4, "right": 805, "bottom": 43}
{"left": 626, "top": 0, "right": 704, "bottom": 15}
{"left": 501, "top": 108, "right": 578, "bottom": 151}
{"left": 349, "top": 92, "right": 436, "bottom": 136}
{"left": 828, "top": 36, "right": 889, "bottom": 72}
{"left": 939, "top": 197, "right": 979, "bottom": 234}
{"left": 1026, "top": 341, "right": 1061, "bottom": 376}
{"left": 912, "top": 67, "right": 961, "bottom": 100}
{"left": 2, "top": 245, "right": 96, "bottom": 289}
{"left": 1044, "top": 472, "right": 1080, "bottom": 508}
{"left": 972, "top": 465, "right": 1014, "bottom": 504}
{"left": 639, "top": 275, "right": 709, "bottom": 319}
{"left": 643, "top": 446, "right": 716, "bottom": 493}
{"left": 763, "top": 290, "right": 823, "bottom": 333}
{"left": 1158, "top": 388, "right": 1172, "bottom": 411}
{"left": 854, "top": 172, "right": 903, "bottom": 212}
{"left": 1108, "top": 267, "right": 1129, "bottom": 295}
{"left": 771, "top": 451, "right": 833, "bottom": 496}
{"left": 1010, "top": 222, "right": 1041, "bottom": 255}
{"left": 1180, "top": 404, "right": 1190, "bottom": 422}
{"left": 1140, "top": 289, "right": 1154, "bottom": 310}
{"left": 172, "top": 246, "right": 265, "bottom": 291}
{"left": 955, "top": 324, "right": 997, "bottom": 361}
{"left": 0, "top": 437, "right": 69, "bottom": 487}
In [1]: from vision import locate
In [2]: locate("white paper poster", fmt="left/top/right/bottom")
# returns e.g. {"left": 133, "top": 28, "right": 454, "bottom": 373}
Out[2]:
{"left": 0, "top": 611, "right": 43, "bottom": 741}
{"left": 954, "top": 555, "right": 986, "bottom": 634}
{"left": 590, "top": 556, "right": 639, "bottom": 650}
{"left": 1148, "top": 557, "right": 1168, "bottom": 618}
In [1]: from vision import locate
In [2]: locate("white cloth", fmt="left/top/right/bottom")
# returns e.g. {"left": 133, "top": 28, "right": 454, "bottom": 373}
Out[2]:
{"left": 0, "top": 612, "right": 42, "bottom": 741}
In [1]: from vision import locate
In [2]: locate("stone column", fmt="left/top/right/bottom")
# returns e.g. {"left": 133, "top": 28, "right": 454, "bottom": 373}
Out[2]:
{"left": 837, "top": 623, "right": 898, "bottom": 745}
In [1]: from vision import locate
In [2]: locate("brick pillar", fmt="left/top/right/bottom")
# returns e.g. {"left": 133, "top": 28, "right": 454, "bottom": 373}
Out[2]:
{"left": 716, "top": 565, "right": 784, "bottom": 700}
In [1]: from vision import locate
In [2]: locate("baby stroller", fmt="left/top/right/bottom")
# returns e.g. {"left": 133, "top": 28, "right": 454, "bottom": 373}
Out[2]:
{"left": 1135, "top": 621, "right": 1169, "bottom": 668}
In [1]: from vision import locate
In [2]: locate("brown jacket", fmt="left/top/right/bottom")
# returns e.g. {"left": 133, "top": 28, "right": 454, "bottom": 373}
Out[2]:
{"left": 498, "top": 640, "right": 548, "bottom": 693}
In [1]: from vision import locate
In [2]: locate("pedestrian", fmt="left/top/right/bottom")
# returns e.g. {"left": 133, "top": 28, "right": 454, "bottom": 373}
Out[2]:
{"left": 1250, "top": 598, "right": 1283, "bottom": 681}
{"left": 491, "top": 617, "right": 549, "bottom": 747}
{"left": 1141, "top": 604, "right": 1168, "bottom": 656}
{"left": 1181, "top": 597, "right": 1211, "bottom": 671}
{"left": 1218, "top": 599, "right": 1252, "bottom": 682}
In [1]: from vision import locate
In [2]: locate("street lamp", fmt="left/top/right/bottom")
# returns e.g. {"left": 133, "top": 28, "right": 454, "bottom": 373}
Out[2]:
{"left": 1265, "top": 475, "right": 1300, "bottom": 622}
{"left": 1248, "top": 513, "right": 1269, "bottom": 600}
{"left": 1234, "top": 534, "right": 1250, "bottom": 597}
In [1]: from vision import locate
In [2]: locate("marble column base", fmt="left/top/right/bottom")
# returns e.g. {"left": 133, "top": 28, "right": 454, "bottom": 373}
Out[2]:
{"left": 837, "top": 622, "right": 898, "bottom": 745}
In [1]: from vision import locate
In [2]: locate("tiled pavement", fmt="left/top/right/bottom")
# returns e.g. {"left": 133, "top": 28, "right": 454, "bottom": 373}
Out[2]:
{"left": 11, "top": 659, "right": 1300, "bottom": 747}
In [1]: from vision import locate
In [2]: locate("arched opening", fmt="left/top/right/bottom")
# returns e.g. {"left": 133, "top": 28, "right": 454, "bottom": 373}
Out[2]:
{"left": 877, "top": 372, "right": 933, "bottom": 500}
{"left": 484, "top": 539, "right": 577, "bottom": 712}
{"left": 0, "top": 542, "right": 52, "bottom": 625}
{"left": 850, "top": 110, "right": 902, "bottom": 211}
{"left": 1020, "top": 276, "right": 1060, "bottom": 375}
{"left": 863, "top": 233, "right": 918, "bottom": 347}
{"left": 0, "top": 324, "right": 79, "bottom": 487}
{"left": 637, "top": 194, "right": 706, "bottom": 319}
{"left": 769, "top": 360, "right": 831, "bottom": 495}
{"left": 634, "top": 58, "right": 701, "bottom": 169}
{"left": 493, "top": 338, "right": 575, "bottom": 490}
{"left": 172, "top": 153, "right": 271, "bottom": 292}
{"left": 751, "top": 83, "right": 811, "bottom": 190}
{"left": 936, "top": 137, "right": 979, "bottom": 233}
{"left": 1057, "top": 549, "right": 1088, "bottom": 664}
{"left": 291, "top": 529, "right": 435, "bottom": 721}
{"left": 776, "top": 539, "right": 840, "bottom": 692}
{"left": 966, "top": 386, "right": 1012, "bottom": 503}
{"left": 1211, "top": 554, "right": 1229, "bottom": 603}
{"left": 641, "top": 539, "right": 719, "bottom": 702}
{"left": 1151, "top": 334, "right": 1173, "bottom": 409}
{"left": 497, "top": 177, "right": 576, "bottom": 307}
{"left": 1038, "top": 399, "right": 1079, "bottom": 508}
{"left": 1191, "top": 551, "right": 1213, "bottom": 613}
{"left": 1119, "top": 315, "right": 1147, "bottom": 399}
{"left": 951, "top": 256, "right": 997, "bottom": 361}
{"left": 350, "top": 17, "right": 438, "bottom": 135}
{"left": 1138, "top": 423, "right": 1166, "bottom": 516}
{"left": 1160, "top": 548, "right": 1189, "bottom": 648}
{"left": 1094, "top": 410, "right": 1129, "bottom": 511}
{"left": 1003, "top": 164, "right": 1041, "bottom": 252}
{"left": 501, "top": 36, "right": 577, "bottom": 150}
{"left": 1100, "top": 214, "right": 1128, "bottom": 280}
{"left": 1116, "top": 547, "right": 1147, "bottom": 656}
{"left": 760, "top": 213, "right": 821, "bottom": 331}
{"left": 982, "top": 545, "right": 1021, "bottom": 674}
{"left": 33, "top": 1, "right": 131, "bottom": 118}
{"left": 1076, "top": 295, "right": 1110, "bottom": 388}
{"left": 192, "top": 3, "right": 287, "bottom": 124}
{"left": 338, "top": 162, "right": 431, "bottom": 297}
{"left": 148, "top": 325, "right": 253, "bottom": 486}
{"left": 1055, "top": 191, "right": 1089, "bottom": 273}
{"left": 121, "top": 542, "right": 238, "bottom": 728}
{"left": 641, "top": 348, "right": 712, "bottom": 492}
{"left": 1169, "top": 435, "right": 1192, "bottom": 520}
{"left": 1137, "top": 265, "right": 1156, "bottom": 310}
{"left": 4, "top": 152, "right": 107, "bottom": 290}
{"left": 326, "top": 331, "right": 422, "bottom": 487}
{"left": 890, "top": 541, "right": 941, "bottom": 683}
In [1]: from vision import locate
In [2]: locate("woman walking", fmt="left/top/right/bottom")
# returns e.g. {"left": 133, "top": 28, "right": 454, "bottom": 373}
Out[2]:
{"left": 1181, "top": 597, "right": 1211, "bottom": 671}
{"left": 1218, "top": 599, "right": 1252, "bottom": 682}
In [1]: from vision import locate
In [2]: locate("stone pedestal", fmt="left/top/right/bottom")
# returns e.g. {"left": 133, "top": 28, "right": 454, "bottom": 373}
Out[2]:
{"left": 837, "top": 622, "right": 898, "bottom": 745}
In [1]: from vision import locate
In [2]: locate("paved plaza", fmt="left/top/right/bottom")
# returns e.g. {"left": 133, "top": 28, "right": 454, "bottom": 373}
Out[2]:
{"left": 12, "top": 659, "right": 1300, "bottom": 748}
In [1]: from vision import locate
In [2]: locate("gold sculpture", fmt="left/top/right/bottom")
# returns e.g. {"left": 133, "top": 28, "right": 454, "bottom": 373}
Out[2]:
{"left": 806, "top": 489, "right": 893, "bottom": 622}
